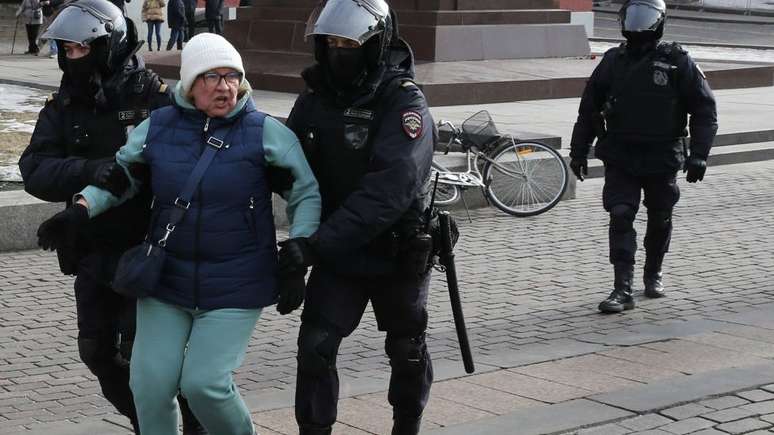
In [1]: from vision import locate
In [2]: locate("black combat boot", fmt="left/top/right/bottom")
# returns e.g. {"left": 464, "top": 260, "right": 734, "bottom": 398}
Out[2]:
{"left": 643, "top": 256, "right": 666, "bottom": 298}
{"left": 598, "top": 265, "right": 635, "bottom": 314}
{"left": 392, "top": 415, "right": 422, "bottom": 435}
{"left": 299, "top": 427, "right": 332, "bottom": 435}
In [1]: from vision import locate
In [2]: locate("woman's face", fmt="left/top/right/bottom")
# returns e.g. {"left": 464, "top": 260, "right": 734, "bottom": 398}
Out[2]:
{"left": 189, "top": 67, "right": 242, "bottom": 118}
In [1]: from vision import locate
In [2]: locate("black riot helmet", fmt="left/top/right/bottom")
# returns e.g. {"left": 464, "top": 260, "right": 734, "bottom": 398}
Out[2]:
{"left": 41, "top": 0, "right": 138, "bottom": 76}
{"left": 619, "top": 0, "right": 666, "bottom": 43}
{"left": 305, "top": 0, "right": 395, "bottom": 90}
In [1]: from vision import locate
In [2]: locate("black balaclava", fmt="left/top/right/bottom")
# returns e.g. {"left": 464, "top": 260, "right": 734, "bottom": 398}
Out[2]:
{"left": 325, "top": 45, "right": 367, "bottom": 91}
{"left": 66, "top": 49, "right": 98, "bottom": 94}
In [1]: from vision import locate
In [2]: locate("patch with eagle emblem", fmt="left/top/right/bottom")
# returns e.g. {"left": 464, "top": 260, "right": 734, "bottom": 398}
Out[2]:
{"left": 401, "top": 111, "right": 423, "bottom": 139}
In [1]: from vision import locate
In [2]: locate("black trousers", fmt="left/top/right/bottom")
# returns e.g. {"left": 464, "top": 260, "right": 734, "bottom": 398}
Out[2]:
{"left": 74, "top": 252, "right": 138, "bottom": 426}
{"left": 185, "top": 8, "right": 196, "bottom": 41}
{"left": 25, "top": 24, "right": 40, "bottom": 54}
{"left": 602, "top": 165, "right": 680, "bottom": 267}
{"left": 207, "top": 17, "right": 223, "bottom": 35}
{"left": 296, "top": 266, "right": 433, "bottom": 430}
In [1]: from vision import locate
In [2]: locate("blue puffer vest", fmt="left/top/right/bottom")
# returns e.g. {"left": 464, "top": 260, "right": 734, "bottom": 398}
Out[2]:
{"left": 142, "top": 98, "right": 277, "bottom": 310}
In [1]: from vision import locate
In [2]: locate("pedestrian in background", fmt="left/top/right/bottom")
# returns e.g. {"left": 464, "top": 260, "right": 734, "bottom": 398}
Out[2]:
{"left": 16, "top": 0, "right": 43, "bottom": 55}
{"left": 166, "top": 0, "right": 185, "bottom": 50}
{"left": 109, "top": 0, "right": 131, "bottom": 15}
{"left": 183, "top": 0, "right": 196, "bottom": 41}
{"left": 569, "top": 0, "right": 717, "bottom": 314}
{"left": 141, "top": 0, "right": 165, "bottom": 51}
{"left": 205, "top": 0, "right": 223, "bottom": 34}
{"left": 39, "top": 0, "right": 64, "bottom": 58}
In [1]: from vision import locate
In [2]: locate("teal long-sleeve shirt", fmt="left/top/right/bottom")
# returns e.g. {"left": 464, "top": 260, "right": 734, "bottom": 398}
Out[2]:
{"left": 78, "top": 82, "right": 320, "bottom": 238}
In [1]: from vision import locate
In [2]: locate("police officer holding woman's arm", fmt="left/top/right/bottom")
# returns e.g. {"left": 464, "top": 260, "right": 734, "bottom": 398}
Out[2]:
{"left": 569, "top": 0, "right": 717, "bottom": 314}
{"left": 280, "top": 1, "right": 437, "bottom": 434}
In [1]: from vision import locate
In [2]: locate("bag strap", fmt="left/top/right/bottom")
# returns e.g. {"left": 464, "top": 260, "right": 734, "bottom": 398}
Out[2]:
{"left": 156, "top": 119, "right": 238, "bottom": 247}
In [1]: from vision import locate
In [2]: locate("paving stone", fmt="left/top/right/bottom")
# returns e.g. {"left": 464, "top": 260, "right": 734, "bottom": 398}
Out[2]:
{"left": 699, "top": 396, "right": 752, "bottom": 410}
{"left": 701, "top": 406, "right": 759, "bottom": 423}
{"left": 737, "top": 390, "right": 774, "bottom": 402}
{"left": 715, "top": 417, "right": 772, "bottom": 434}
{"left": 657, "top": 416, "right": 715, "bottom": 434}
{"left": 575, "top": 423, "right": 630, "bottom": 435}
{"left": 427, "top": 378, "right": 543, "bottom": 415}
{"left": 426, "top": 399, "right": 633, "bottom": 435}
{"left": 686, "top": 430, "right": 730, "bottom": 435}
{"left": 617, "top": 413, "right": 674, "bottom": 432}
{"left": 660, "top": 403, "right": 713, "bottom": 420}
{"left": 465, "top": 370, "right": 591, "bottom": 403}
{"left": 741, "top": 400, "right": 774, "bottom": 416}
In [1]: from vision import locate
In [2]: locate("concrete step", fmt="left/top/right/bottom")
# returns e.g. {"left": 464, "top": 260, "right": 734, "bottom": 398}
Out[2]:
{"left": 245, "top": 0, "right": 563, "bottom": 10}
{"left": 583, "top": 140, "right": 774, "bottom": 178}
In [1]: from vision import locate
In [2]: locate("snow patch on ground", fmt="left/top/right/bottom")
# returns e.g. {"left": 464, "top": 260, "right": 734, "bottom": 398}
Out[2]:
{"left": 0, "top": 166, "right": 21, "bottom": 182}
{"left": 699, "top": 0, "right": 774, "bottom": 11}
{"left": 0, "top": 84, "right": 47, "bottom": 113}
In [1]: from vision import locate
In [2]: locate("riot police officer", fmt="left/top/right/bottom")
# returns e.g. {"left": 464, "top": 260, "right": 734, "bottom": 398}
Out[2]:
{"left": 281, "top": 1, "right": 436, "bottom": 433}
{"left": 569, "top": 0, "right": 717, "bottom": 314}
{"left": 18, "top": 0, "right": 204, "bottom": 432}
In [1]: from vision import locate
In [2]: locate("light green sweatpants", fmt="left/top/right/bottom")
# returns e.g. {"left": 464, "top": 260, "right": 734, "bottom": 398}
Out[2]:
{"left": 129, "top": 297, "right": 261, "bottom": 435}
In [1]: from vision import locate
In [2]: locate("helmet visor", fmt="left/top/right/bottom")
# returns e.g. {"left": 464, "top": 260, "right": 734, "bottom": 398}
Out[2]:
{"left": 305, "top": 0, "right": 388, "bottom": 45}
{"left": 621, "top": 3, "right": 664, "bottom": 32}
{"left": 40, "top": 6, "right": 111, "bottom": 44}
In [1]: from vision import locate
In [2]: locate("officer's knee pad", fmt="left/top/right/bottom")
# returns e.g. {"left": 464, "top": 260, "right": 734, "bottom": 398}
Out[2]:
{"left": 647, "top": 209, "right": 672, "bottom": 230}
{"left": 385, "top": 333, "right": 428, "bottom": 376}
{"left": 609, "top": 204, "right": 636, "bottom": 234}
{"left": 297, "top": 323, "right": 342, "bottom": 377}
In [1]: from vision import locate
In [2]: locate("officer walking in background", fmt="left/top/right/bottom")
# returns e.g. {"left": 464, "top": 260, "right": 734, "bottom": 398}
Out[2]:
{"left": 281, "top": 0, "right": 436, "bottom": 433}
{"left": 569, "top": 0, "right": 717, "bottom": 314}
{"left": 18, "top": 1, "right": 204, "bottom": 432}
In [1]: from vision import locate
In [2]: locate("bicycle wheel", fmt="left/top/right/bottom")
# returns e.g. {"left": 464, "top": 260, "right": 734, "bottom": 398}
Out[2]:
{"left": 430, "top": 161, "right": 460, "bottom": 206}
{"left": 482, "top": 139, "right": 568, "bottom": 217}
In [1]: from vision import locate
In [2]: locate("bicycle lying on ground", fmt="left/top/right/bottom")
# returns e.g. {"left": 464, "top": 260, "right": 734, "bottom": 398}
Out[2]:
{"left": 432, "top": 110, "right": 569, "bottom": 217}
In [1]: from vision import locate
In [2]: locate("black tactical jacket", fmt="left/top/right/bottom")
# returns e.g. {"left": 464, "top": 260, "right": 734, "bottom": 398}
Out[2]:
{"left": 570, "top": 41, "right": 718, "bottom": 174}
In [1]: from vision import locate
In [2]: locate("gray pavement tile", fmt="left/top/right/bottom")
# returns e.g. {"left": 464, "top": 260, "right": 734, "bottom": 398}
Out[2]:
{"left": 715, "top": 417, "right": 772, "bottom": 434}
{"left": 617, "top": 414, "right": 674, "bottom": 432}
{"left": 659, "top": 403, "right": 714, "bottom": 420}
{"left": 465, "top": 370, "right": 591, "bottom": 403}
{"left": 699, "top": 396, "right": 752, "bottom": 410}
{"left": 686, "top": 430, "right": 730, "bottom": 435}
{"left": 657, "top": 416, "right": 716, "bottom": 434}
{"left": 737, "top": 390, "right": 774, "bottom": 402}
{"left": 426, "top": 399, "right": 634, "bottom": 435}
{"left": 591, "top": 363, "right": 774, "bottom": 413}
{"left": 740, "top": 400, "right": 774, "bottom": 416}
{"left": 701, "top": 406, "right": 759, "bottom": 423}
{"left": 575, "top": 423, "right": 631, "bottom": 435}
{"left": 426, "top": 378, "right": 543, "bottom": 415}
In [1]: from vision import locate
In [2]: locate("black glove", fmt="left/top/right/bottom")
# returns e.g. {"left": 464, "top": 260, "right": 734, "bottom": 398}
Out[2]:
{"left": 83, "top": 158, "right": 131, "bottom": 197}
{"left": 684, "top": 157, "right": 707, "bottom": 183}
{"left": 570, "top": 158, "right": 588, "bottom": 182}
{"left": 278, "top": 237, "right": 317, "bottom": 275}
{"left": 37, "top": 204, "right": 89, "bottom": 252}
{"left": 276, "top": 271, "right": 305, "bottom": 315}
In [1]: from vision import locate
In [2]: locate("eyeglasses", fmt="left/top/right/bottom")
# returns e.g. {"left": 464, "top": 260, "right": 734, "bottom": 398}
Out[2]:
{"left": 200, "top": 71, "right": 243, "bottom": 87}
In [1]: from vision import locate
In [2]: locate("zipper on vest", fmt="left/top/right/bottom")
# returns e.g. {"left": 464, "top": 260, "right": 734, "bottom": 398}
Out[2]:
{"left": 203, "top": 117, "right": 211, "bottom": 132}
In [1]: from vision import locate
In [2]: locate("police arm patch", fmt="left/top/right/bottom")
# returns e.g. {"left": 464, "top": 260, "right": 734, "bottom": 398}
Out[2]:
{"left": 402, "top": 110, "right": 423, "bottom": 139}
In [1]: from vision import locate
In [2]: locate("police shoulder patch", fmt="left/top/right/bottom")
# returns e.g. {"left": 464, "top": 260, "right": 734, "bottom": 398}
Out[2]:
{"left": 401, "top": 110, "right": 423, "bottom": 140}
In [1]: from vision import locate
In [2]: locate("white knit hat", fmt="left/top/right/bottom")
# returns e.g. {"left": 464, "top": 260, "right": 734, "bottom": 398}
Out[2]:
{"left": 179, "top": 33, "right": 245, "bottom": 95}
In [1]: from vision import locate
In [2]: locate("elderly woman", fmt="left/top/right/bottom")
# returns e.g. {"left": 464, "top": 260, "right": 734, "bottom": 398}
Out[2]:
{"left": 37, "top": 33, "right": 320, "bottom": 434}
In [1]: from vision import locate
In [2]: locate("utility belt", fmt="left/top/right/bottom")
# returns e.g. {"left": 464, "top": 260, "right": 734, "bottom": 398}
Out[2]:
{"left": 367, "top": 208, "right": 459, "bottom": 278}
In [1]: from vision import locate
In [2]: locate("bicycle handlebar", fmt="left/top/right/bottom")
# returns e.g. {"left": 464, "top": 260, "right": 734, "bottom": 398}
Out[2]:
{"left": 437, "top": 120, "right": 463, "bottom": 154}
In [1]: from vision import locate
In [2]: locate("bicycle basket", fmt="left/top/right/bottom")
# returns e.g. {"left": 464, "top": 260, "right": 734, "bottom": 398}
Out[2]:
{"left": 462, "top": 110, "right": 500, "bottom": 149}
